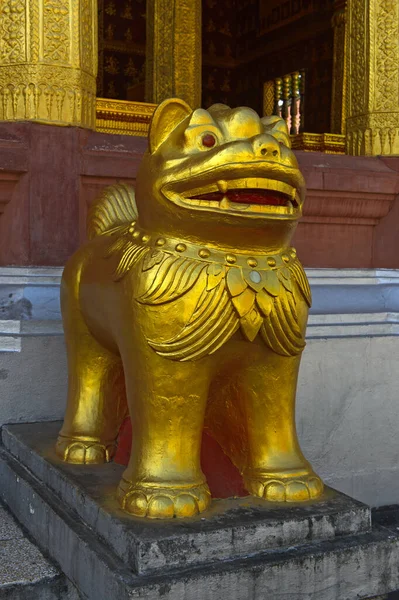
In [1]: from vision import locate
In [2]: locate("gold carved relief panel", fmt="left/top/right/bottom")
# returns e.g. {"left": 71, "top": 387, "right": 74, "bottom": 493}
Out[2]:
{"left": 347, "top": 0, "right": 399, "bottom": 154}
{"left": 0, "top": 0, "right": 97, "bottom": 128}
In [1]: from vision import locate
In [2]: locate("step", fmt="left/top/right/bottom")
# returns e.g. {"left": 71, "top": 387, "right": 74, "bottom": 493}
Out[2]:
{"left": 0, "top": 422, "right": 398, "bottom": 600}
{"left": 0, "top": 501, "right": 78, "bottom": 599}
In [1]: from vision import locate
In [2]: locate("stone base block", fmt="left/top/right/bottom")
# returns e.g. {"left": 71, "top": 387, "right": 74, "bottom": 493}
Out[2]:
{"left": 0, "top": 423, "right": 399, "bottom": 600}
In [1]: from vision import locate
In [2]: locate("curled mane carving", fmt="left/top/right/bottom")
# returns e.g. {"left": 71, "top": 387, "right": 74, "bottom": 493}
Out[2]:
{"left": 87, "top": 183, "right": 138, "bottom": 240}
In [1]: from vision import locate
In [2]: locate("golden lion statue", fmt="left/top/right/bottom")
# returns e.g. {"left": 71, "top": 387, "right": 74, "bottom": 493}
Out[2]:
{"left": 56, "top": 98, "right": 324, "bottom": 518}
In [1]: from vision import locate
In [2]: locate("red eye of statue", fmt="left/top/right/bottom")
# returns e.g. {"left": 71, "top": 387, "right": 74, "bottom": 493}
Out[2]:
{"left": 202, "top": 133, "right": 216, "bottom": 148}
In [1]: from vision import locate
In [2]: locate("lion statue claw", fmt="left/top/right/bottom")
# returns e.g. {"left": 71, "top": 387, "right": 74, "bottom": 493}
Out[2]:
{"left": 56, "top": 98, "right": 323, "bottom": 518}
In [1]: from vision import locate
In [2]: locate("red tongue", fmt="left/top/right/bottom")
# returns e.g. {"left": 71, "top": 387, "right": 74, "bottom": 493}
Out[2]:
{"left": 192, "top": 190, "right": 288, "bottom": 206}
{"left": 191, "top": 189, "right": 291, "bottom": 206}
{"left": 227, "top": 191, "right": 287, "bottom": 206}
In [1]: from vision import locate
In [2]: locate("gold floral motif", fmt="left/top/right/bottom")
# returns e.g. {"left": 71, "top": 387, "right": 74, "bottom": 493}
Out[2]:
{"left": 105, "top": 2, "right": 116, "bottom": 16}
{"left": 0, "top": 0, "right": 97, "bottom": 128}
{"left": 80, "top": 0, "right": 96, "bottom": 74}
{"left": 106, "top": 23, "right": 114, "bottom": 41}
{"left": 206, "top": 19, "right": 216, "bottom": 32}
{"left": 347, "top": 0, "right": 399, "bottom": 154}
{"left": 121, "top": 2, "right": 133, "bottom": 19}
{"left": 145, "top": 0, "right": 201, "bottom": 108}
{"left": 330, "top": 0, "right": 347, "bottom": 134}
{"left": 374, "top": 0, "right": 399, "bottom": 112}
{"left": 105, "top": 56, "right": 120, "bottom": 75}
{"left": 124, "top": 57, "right": 137, "bottom": 77}
{"left": 348, "top": 0, "right": 366, "bottom": 117}
{"left": 43, "top": 0, "right": 70, "bottom": 63}
{"left": 0, "top": 0, "right": 26, "bottom": 63}
{"left": 106, "top": 80, "right": 118, "bottom": 98}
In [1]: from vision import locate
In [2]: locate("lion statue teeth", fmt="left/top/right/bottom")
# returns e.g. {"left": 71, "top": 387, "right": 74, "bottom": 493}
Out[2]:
{"left": 56, "top": 98, "right": 324, "bottom": 519}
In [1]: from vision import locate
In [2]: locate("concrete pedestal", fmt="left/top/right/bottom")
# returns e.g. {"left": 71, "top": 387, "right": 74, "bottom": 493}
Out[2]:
{"left": 0, "top": 422, "right": 399, "bottom": 600}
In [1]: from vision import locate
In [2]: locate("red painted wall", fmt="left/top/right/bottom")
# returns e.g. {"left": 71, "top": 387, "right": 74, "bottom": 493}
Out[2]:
{"left": 0, "top": 123, "right": 398, "bottom": 269}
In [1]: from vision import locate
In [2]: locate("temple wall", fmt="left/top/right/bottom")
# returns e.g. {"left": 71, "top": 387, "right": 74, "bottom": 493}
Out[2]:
{"left": 0, "top": 127, "right": 397, "bottom": 268}
{"left": 295, "top": 152, "right": 399, "bottom": 268}
{"left": 0, "top": 124, "right": 146, "bottom": 266}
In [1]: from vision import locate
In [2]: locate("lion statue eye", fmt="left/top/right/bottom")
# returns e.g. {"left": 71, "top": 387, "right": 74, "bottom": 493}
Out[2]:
{"left": 201, "top": 133, "right": 216, "bottom": 148}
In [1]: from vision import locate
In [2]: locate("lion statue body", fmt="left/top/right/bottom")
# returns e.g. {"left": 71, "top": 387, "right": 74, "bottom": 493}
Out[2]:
{"left": 56, "top": 98, "right": 323, "bottom": 518}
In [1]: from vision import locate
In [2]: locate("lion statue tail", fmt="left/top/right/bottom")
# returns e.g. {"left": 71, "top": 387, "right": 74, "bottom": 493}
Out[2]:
{"left": 87, "top": 183, "right": 138, "bottom": 240}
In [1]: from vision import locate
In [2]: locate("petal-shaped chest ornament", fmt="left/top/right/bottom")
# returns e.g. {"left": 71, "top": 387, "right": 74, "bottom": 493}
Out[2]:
{"left": 104, "top": 224, "right": 311, "bottom": 362}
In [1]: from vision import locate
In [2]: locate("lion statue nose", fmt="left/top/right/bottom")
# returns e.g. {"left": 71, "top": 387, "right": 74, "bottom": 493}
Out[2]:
{"left": 253, "top": 134, "right": 281, "bottom": 159}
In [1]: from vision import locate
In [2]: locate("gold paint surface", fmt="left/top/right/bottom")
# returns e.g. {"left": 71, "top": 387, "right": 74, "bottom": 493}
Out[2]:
{"left": 145, "top": 0, "right": 202, "bottom": 108}
{"left": 0, "top": 0, "right": 97, "bottom": 128}
{"left": 291, "top": 132, "right": 346, "bottom": 154}
{"left": 57, "top": 98, "right": 324, "bottom": 519}
{"left": 96, "top": 99, "right": 156, "bottom": 137}
{"left": 346, "top": 0, "right": 399, "bottom": 154}
{"left": 331, "top": 0, "right": 348, "bottom": 135}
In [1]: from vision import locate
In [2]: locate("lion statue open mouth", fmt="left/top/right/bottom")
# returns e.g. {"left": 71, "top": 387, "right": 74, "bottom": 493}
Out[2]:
{"left": 56, "top": 98, "right": 323, "bottom": 519}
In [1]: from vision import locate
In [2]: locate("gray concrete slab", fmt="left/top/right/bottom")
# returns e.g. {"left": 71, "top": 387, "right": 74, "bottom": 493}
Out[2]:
{"left": 0, "top": 503, "right": 79, "bottom": 599}
{"left": 2, "top": 422, "right": 371, "bottom": 575}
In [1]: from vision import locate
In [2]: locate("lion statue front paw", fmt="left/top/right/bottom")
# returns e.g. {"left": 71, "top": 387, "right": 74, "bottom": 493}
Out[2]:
{"left": 244, "top": 470, "right": 324, "bottom": 502}
{"left": 117, "top": 478, "right": 211, "bottom": 519}
{"left": 55, "top": 436, "right": 116, "bottom": 464}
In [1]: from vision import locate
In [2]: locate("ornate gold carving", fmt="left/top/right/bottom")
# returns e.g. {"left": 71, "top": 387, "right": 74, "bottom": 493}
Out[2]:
{"left": 291, "top": 133, "right": 346, "bottom": 154}
{"left": 263, "top": 81, "right": 274, "bottom": 117}
{"left": 57, "top": 99, "right": 323, "bottom": 519}
{"left": 145, "top": 0, "right": 202, "bottom": 108}
{"left": 0, "top": 0, "right": 27, "bottom": 63}
{"left": 95, "top": 98, "right": 156, "bottom": 136}
{"left": 330, "top": 0, "right": 347, "bottom": 134}
{"left": 346, "top": 0, "right": 399, "bottom": 154}
{"left": 105, "top": 221, "right": 309, "bottom": 359}
{"left": 348, "top": 0, "right": 366, "bottom": 118}
{"left": 81, "top": 0, "right": 97, "bottom": 73}
{"left": 374, "top": 0, "right": 399, "bottom": 112}
{"left": 43, "top": 0, "right": 70, "bottom": 63}
{"left": 0, "top": 0, "right": 97, "bottom": 128}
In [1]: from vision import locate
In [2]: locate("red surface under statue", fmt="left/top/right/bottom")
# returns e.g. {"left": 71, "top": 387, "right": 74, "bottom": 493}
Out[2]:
{"left": 115, "top": 418, "right": 248, "bottom": 498}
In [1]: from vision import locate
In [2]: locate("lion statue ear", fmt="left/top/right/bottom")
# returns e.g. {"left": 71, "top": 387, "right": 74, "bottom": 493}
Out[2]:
{"left": 149, "top": 98, "right": 192, "bottom": 154}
